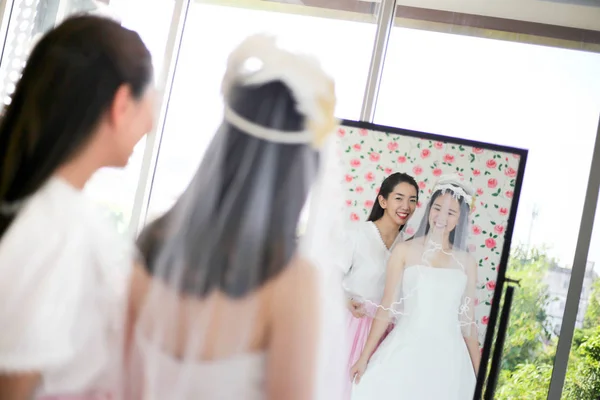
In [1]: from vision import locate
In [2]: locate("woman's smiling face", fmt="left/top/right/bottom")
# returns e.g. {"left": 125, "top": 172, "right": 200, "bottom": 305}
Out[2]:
{"left": 428, "top": 192, "right": 460, "bottom": 235}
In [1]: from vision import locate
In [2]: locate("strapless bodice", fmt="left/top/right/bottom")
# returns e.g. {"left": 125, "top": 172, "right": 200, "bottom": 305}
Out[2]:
{"left": 396, "top": 265, "right": 467, "bottom": 334}
{"left": 136, "top": 338, "right": 266, "bottom": 400}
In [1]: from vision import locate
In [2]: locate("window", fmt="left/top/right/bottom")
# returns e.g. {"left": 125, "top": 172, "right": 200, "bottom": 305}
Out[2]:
{"left": 563, "top": 192, "right": 600, "bottom": 398}
{"left": 144, "top": 0, "right": 378, "bottom": 222}
{"left": 83, "top": 0, "right": 175, "bottom": 233}
{"left": 375, "top": 24, "right": 600, "bottom": 398}
{"left": 0, "top": 0, "right": 176, "bottom": 234}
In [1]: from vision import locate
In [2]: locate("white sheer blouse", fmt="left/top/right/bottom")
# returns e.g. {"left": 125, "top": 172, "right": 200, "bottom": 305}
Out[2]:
{"left": 339, "top": 221, "right": 404, "bottom": 303}
{"left": 0, "top": 177, "right": 132, "bottom": 398}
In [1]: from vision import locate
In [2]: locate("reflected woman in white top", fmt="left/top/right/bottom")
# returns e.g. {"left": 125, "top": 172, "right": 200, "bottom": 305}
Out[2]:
{"left": 340, "top": 172, "right": 419, "bottom": 399}
{"left": 0, "top": 16, "right": 155, "bottom": 400}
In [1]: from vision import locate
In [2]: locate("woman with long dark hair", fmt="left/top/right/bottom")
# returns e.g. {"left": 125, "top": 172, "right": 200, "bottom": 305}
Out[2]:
{"left": 0, "top": 15, "right": 154, "bottom": 399}
{"left": 339, "top": 172, "right": 418, "bottom": 399}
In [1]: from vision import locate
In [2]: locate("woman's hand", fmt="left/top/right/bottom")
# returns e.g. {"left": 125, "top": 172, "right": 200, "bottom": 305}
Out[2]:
{"left": 349, "top": 357, "right": 368, "bottom": 384}
{"left": 347, "top": 298, "right": 366, "bottom": 318}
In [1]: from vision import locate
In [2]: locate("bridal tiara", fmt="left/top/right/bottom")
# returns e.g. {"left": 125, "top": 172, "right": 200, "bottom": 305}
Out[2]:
{"left": 221, "top": 34, "right": 338, "bottom": 148}
{"left": 435, "top": 183, "right": 473, "bottom": 206}
{"left": 433, "top": 174, "right": 476, "bottom": 210}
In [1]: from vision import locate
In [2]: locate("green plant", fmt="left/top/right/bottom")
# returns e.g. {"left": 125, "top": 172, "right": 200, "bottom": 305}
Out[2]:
{"left": 495, "top": 246, "right": 600, "bottom": 399}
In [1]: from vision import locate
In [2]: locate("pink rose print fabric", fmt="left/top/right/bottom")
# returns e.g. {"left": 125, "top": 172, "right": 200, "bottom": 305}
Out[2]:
{"left": 336, "top": 126, "right": 522, "bottom": 347}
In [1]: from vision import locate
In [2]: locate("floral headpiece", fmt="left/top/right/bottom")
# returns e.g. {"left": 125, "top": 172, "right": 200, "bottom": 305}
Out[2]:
{"left": 221, "top": 34, "right": 338, "bottom": 149}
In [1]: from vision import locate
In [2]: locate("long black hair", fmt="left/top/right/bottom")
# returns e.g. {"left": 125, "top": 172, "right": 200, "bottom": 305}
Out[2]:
{"left": 137, "top": 80, "right": 319, "bottom": 298}
{"left": 414, "top": 185, "right": 471, "bottom": 251}
{"left": 367, "top": 172, "right": 419, "bottom": 223}
{"left": 0, "top": 15, "right": 152, "bottom": 239}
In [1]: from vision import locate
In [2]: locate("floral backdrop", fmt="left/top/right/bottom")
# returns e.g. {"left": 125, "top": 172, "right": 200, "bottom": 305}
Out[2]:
{"left": 336, "top": 125, "right": 523, "bottom": 347}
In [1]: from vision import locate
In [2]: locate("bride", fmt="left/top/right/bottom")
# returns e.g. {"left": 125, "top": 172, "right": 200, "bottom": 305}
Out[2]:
{"left": 350, "top": 174, "right": 481, "bottom": 400}
{"left": 126, "top": 34, "right": 347, "bottom": 399}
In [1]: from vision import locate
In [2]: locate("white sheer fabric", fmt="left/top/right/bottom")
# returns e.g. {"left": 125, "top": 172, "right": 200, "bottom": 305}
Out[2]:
{"left": 299, "top": 134, "right": 347, "bottom": 400}
{"left": 340, "top": 221, "right": 405, "bottom": 308}
{"left": 129, "top": 34, "right": 346, "bottom": 400}
{"left": 0, "top": 177, "right": 131, "bottom": 398}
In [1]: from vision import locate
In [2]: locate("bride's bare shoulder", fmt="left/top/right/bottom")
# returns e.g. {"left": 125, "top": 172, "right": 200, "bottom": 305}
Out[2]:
{"left": 268, "top": 257, "right": 320, "bottom": 328}
{"left": 393, "top": 236, "right": 425, "bottom": 256}
{"left": 271, "top": 256, "right": 318, "bottom": 296}
{"left": 392, "top": 241, "right": 411, "bottom": 254}
{"left": 454, "top": 250, "right": 477, "bottom": 271}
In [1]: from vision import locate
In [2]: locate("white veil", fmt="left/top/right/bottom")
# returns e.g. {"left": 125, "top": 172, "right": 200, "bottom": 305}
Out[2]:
{"left": 128, "top": 34, "right": 347, "bottom": 399}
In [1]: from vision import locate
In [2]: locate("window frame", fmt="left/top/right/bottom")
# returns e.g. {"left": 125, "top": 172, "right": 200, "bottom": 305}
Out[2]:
{"left": 1, "top": 1, "right": 599, "bottom": 398}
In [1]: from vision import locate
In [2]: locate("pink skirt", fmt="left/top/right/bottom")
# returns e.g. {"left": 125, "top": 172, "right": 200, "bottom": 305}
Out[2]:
{"left": 344, "top": 309, "right": 394, "bottom": 399}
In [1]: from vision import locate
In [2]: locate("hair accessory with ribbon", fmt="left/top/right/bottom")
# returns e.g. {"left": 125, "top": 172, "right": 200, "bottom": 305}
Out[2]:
{"left": 220, "top": 34, "right": 338, "bottom": 149}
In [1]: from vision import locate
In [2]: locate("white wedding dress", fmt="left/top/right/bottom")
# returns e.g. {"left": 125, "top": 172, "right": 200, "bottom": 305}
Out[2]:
{"left": 351, "top": 265, "right": 477, "bottom": 400}
{"left": 136, "top": 342, "right": 266, "bottom": 399}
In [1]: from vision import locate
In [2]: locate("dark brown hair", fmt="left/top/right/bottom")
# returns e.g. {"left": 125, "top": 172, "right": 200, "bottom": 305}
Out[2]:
{"left": 367, "top": 172, "right": 419, "bottom": 224}
{"left": 137, "top": 81, "right": 319, "bottom": 298}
